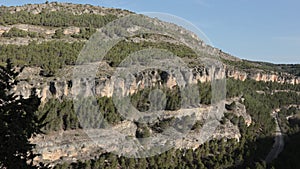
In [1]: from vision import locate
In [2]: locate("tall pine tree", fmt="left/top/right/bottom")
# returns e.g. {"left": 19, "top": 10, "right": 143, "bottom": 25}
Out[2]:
{"left": 0, "top": 59, "right": 47, "bottom": 168}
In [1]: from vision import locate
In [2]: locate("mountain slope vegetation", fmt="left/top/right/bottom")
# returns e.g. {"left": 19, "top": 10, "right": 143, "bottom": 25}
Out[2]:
{"left": 0, "top": 2, "right": 299, "bottom": 169}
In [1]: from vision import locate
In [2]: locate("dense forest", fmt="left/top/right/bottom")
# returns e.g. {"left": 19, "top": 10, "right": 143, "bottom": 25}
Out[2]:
{"left": 1, "top": 27, "right": 40, "bottom": 38}
{"left": 0, "top": 35, "right": 198, "bottom": 76}
{"left": 0, "top": 3, "right": 299, "bottom": 169}
{"left": 0, "top": 10, "right": 117, "bottom": 28}
{"left": 38, "top": 78, "right": 300, "bottom": 169}
{"left": 0, "top": 41, "right": 84, "bottom": 75}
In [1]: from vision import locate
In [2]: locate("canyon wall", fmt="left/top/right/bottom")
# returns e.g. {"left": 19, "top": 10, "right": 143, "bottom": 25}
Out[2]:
{"left": 226, "top": 68, "right": 299, "bottom": 85}
{"left": 13, "top": 64, "right": 299, "bottom": 103}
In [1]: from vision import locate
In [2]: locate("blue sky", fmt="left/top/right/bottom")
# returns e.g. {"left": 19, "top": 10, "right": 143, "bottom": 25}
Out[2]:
{"left": 1, "top": 0, "right": 299, "bottom": 64}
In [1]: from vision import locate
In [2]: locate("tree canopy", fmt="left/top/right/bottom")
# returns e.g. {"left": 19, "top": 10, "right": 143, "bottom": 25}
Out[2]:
{"left": 0, "top": 59, "right": 47, "bottom": 168}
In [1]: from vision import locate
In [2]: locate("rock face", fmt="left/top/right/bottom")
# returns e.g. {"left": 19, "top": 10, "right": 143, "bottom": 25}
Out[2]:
{"left": 1, "top": 2, "right": 297, "bottom": 167}
{"left": 30, "top": 121, "right": 137, "bottom": 164}
{"left": 63, "top": 27, "right": 80, "bottom": 35}
{"left": 13, "top": 63, "right": 299, "bottom": 103}
{"left": 14, "top": 63, "right": 225, "bottom": 101}
{"left": 31, "top": 103, "right": 248, "bottom": 165}
{"left": 1, "top": 2, "right": 132, "bottom": 17}
{"left": 0, "top": 25, "right": 10, "bottom": 35}
{"left": 226, "top": 97, "right": 252, "bottom": 127}
{"left": 227, "top": 69, "right": 300, "bottom": 85}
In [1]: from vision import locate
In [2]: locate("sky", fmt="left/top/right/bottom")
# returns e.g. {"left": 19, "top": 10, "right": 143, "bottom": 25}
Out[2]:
{"left": 1, "top": 0, "right": 299, "bottom": 64}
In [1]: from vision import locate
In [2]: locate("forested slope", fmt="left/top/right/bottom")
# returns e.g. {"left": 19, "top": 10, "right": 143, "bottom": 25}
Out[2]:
{"left": 0, "top": 2, "right": 299, "bottom": 169}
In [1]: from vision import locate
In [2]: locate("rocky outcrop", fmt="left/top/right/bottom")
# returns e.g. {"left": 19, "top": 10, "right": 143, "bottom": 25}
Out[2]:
{"left": 0, "top": 25, "right": 10, "bottom": 35}
{"left": 1, "top": 2, "right": 132, "bottom": 17}
{"left": 0, "top": 24, "right": 85, "bottom": 45}
{"left": 14, "top": 63, "right": 226, "bottom": 102}
{"left": 226, "top": 68, "right": 299, "bottom": 84}
{"left": 226, "top": 98, "right": 252, "bottom": 127}
{"left": 31, "top": 103, "right": 247, "bottom": 165}
{"left": 13, "top": 63, "right": 299, "bottom": 104}
{"left": 1, "top": 2, "right": 297, "bottom": 167}
{"left": 63, "top": 27, "right": 80, "bottom": 35}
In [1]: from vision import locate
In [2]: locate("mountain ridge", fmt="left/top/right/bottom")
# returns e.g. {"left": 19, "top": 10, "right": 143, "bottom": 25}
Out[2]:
{"left": 0, "top": 2, "right": 299, "bottom": 168}
{"left": 0, "top": 2, "right": 297, "bottom": 70}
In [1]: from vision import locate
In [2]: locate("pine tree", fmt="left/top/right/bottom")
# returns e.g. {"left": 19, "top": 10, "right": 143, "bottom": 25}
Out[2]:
{"left": 0, "top": 59, "right": 47, "bottom": 168}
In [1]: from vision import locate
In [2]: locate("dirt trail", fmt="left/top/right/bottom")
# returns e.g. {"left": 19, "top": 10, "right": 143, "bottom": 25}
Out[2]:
{"left": 265, "top": 111, "right": 284, "bottom": 163}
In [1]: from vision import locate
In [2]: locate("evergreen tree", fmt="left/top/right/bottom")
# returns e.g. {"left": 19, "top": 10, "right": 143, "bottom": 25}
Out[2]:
{"left": 0, "top": 59, "right": 47, "bottom": 168}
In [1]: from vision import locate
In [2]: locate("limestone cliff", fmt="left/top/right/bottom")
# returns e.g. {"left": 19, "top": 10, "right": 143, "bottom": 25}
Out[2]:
{"left": 1, "top": 2, "right": 298, "bottom": 168}
{"left": 13, "top": 63, "right": 299, "bottom": 103}
{"left": 226, "top": 68, "right": 299, "bottom": 85}
{"left": 30, "top": 103, "right": 246, "bottom": 165}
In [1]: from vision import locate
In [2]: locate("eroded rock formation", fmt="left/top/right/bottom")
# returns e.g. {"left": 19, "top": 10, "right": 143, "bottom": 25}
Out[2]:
{"left": 13, "top": 63, "right": 299, "bottom": 104}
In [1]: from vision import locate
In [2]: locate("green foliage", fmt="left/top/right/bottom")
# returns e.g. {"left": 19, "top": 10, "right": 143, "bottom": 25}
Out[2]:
{"left": 222, "top": 59, "right": 262, "bottom": 70}
{"left": 273, "top": 131, "right": 300, "bottom": 169}
{"left": 97, "top": 96, "right": 122, "bottom": 125}
{"left": 226, "top": 101, "right": 236, "bottom": 111}
{"left": 0, "top": 10, "right": 118, "bottom": 28}
{"left": 130, "top": 81, "right": 211, "bottom": 113}
{"left": 1, "top": 27, "right": 40, "bottom": 38}
{"left": 223, "top": 59, "right": 300, "bottom": 77}
{"left": 1, "top": 4, "right": 299, "bottom": 168}
{"left": 2, "top": 27, "right": 28, "bottom": 38}
{"left": 198, "top": 82, "right": 212, "bottom": 104}
{"left": 39, "top": 81, "right": 209, "bottom": 132}
{"left": 0, "top": 41, "right": 84, "bottom": 76}
{"left": 104, "top": 40, "right": 198, "bottom": 67}
{"left": 253, "top": 61, "right": 300, "bottom": 77}
{"left": 37, "top": 99, "right": 79, "bottom": 131}
{"left": 52, "top": 28, "right": 65, "bottom": 39}
{"left": 48, "top": 78, "right": 298, "bottom": 169}
{"left": 71, "top": 27, "right": 97, "bottom": 39}
{"left": 277, "top": 107, "right": 300, "bottom": 135}
{"left": 0, "top": 34, "right": 200, "bottom": 76}
{"left": 191, "top": 120, "right": 203, "bottom": 131}
{"left": 276, "top": 64, "right": 300, "bottom": 76}
{"left": 0, "top": 59, "right": 47, "bottom": 168}
{"left": 136, "top": 123, "right": 151, "bottom": 138}
{"left": 272, "top": 108, "right": 300, "bottom": 168}
{"left": 38, "top": 97, "right": 122, "bottom": 132}
{"left": 150, "top": 117, "right": 175, "bottom": 133}
{"left": 226, "top": 78, "right": 300, "bottom": 168}
{"left": 54, "top": 137, "right": 248, "bottom": 169}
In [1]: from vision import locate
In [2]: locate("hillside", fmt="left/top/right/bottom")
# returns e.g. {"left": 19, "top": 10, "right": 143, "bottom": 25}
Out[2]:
{"left": 0, "top": 2, "right": 299, "bottom": 169}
